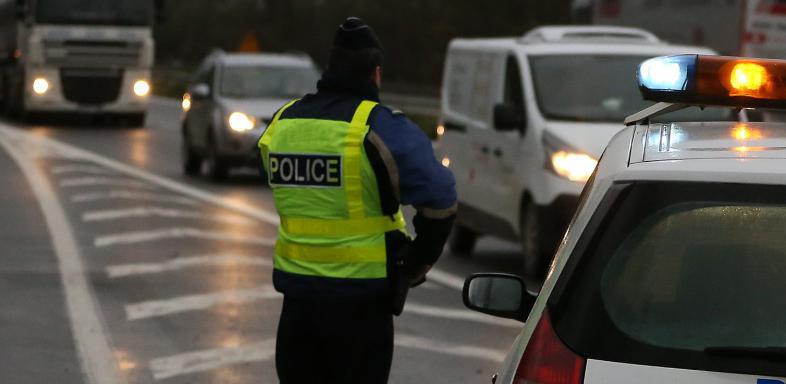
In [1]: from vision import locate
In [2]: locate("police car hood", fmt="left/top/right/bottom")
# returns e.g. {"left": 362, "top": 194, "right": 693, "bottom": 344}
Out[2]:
{"left": 219, "top": 98, "right": 291, "bottom": 121}
{"left": 544, "top": 121, "right": 626, "bottom": 157}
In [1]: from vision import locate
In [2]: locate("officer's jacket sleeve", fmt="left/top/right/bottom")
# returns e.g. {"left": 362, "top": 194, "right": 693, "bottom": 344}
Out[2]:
{"left": 369, "top": 107, "right": 457, "bottom": 265}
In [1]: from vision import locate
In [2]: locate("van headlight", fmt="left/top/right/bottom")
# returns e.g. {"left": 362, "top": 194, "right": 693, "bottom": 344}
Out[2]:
{"left": 543, "top": 131, "right": 597, "bottom": 182}
{"left": 227, "top": 111, "right": 256, "bottom": 132}
{"left": 549, "top": 150, "right": 597, "bottom": 182}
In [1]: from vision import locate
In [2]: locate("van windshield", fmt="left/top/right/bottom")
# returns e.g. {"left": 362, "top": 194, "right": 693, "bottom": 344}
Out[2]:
{"left": 529, "top": 55, "right": 733, "bottom": 123}
{"left": 219, "top": 65, "right": 318, "bottom": 99}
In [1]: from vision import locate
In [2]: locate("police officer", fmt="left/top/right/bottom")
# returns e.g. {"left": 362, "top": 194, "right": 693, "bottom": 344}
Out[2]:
{"left": 258, "top": 17, "right": 457, "bottom": 384}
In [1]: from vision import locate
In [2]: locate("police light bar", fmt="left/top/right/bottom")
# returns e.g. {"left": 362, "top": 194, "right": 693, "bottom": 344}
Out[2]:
{"left": 637, "top": 55, "right": 786, "bottom": 109}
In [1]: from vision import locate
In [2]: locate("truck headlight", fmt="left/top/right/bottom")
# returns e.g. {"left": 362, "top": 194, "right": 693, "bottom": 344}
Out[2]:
{"left": 227, "top": 112, "right": 255, "bottom": 132}
{"left": 549, "top": 151, "right": 597, "bottom": 182}
{"left": 133, "top": 80, "right": 151, "bottom": 97}
{"left": 32, "top": 78, "right": 50, "bottom": 95}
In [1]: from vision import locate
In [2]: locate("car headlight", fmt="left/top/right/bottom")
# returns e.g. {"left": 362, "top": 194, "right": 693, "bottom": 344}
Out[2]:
{"left": 549, "top": 150, "right": 597, "bottom": 182}
{"left": 133, "top": 79, "right": 151, "bottom": 97}
{"left": 32, "top": 77, "right": 49, "bottom": 95}
{"left": 543, "top": 131, "right": 597, "bottom": 182}
{"left": 227, "top": 111, "right": 256, "bottom": 132}
{"left": 181, "top": 93, "right": 191, "bottom": 112}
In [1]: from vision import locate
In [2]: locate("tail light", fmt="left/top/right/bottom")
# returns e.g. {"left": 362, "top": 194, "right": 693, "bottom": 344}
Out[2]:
{"left": 514, "top": 311, "right": 585, "bottom": 384}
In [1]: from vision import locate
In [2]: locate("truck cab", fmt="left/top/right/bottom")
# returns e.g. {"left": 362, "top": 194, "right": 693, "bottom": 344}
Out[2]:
{"left": 0, "top": 0, "right": 161, "bottom": 124}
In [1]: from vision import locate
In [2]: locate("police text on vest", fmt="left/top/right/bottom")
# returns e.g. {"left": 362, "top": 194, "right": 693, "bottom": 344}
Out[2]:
{"left": 268, "top": 153, "right": 342, "bottom": 187}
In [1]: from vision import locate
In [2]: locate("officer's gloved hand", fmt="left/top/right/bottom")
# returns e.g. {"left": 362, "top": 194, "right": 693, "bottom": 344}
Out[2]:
{"left": 409, "top": 264, "right": 432, "bottom": 287}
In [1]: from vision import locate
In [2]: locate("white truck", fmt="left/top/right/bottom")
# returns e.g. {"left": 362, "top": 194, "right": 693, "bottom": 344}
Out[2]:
{"left": 0, "top": 0, "right": 162, "bottom": 124}
{"left": 590, "top": 0, "right": 786, "bottom": 59}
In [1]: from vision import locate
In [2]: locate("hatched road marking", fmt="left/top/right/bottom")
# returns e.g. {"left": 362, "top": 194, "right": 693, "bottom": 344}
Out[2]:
{"left": 94, "top": 227, "right": 276, "bottom": 248}
{"left": 59, "top": 176, "right": 157, "bottom": 189}
{"left": 0, "top": 126, "right": 123, "bottom": 383}
{"left": 107, "top": 254, "right": 272, "bottom": 278}
{"left": 125, "top": 286, "right": 281, "bottom": 320}
{"left": 83, "top": 206, "right": 255, "bottom": 225}
{"left": 405, "top": 301, "right": 520, "bottom": 328}
{"left": 52, "top": 164, "right": 116, "bottom": 175}
{"left": 71, "top": 190, "right": 198, "bottom": 205}
{"left": 149, "top": 339, "right": 277, "bottom": 380}
{"left": 395, "top": 333, "right": 506, "bottom": 363}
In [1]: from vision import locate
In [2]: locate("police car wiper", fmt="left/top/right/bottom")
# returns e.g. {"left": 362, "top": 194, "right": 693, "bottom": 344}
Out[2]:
{"left": 704, "top": 346, "right": 786, "bottom": 361}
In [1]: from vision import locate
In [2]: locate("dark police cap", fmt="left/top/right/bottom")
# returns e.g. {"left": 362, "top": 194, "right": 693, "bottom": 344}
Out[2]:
{"left": 333, "top": 17, "right": 383, "bottom": 51}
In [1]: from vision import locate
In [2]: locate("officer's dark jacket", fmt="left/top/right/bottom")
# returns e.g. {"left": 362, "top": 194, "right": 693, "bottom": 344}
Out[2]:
{"left": 269, "top": 71, "right": 457, "bottom": 302}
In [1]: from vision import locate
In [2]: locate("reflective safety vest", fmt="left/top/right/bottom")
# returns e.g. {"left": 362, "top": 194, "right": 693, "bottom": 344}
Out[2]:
{"left": 258, "top": 100, "right": 407, "bottom": 280}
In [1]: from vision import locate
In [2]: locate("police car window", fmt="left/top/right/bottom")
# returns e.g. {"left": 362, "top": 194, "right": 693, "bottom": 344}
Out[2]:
{"left": 528, "top": 55, "right": 732, "bottom": 123}
{"left": 219, "top": 66, "right": 318, "bottom": 99}
{"left": 602, "top": 202, "right": 786, "bottom": 351}
{"left": 553, "top": 182, "right": 786, "bottom": 376}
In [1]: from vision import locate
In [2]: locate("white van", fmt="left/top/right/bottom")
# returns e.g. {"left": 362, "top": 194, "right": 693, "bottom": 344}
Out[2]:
{"left": 437, "top": 26, "right": 724, "bottom": 276}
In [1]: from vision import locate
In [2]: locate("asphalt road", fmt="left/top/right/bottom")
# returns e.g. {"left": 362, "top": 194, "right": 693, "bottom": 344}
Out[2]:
{"left": 0, "top": 98, "right": 528, "bottom": 384}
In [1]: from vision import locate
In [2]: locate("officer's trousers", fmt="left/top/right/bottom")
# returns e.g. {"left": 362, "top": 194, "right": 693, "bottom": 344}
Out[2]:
{"left": 276, "top": 296, "right": 394, "bottom": 384}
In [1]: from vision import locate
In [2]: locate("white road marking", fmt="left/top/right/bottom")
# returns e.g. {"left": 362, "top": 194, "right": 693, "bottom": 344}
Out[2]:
{"left": 21, "top": 129, "right": 280, "bottom": 224}
{"left": 0, "top": 127, "right": 122, "bottom": 383}
{"left": 52, "top": 164, "right": 115, "bottom": 175}
{"left": 60, "top": 176, "right": 156, "bottom": 189}
{"left": 83, "top": 206, "right": 255, "bottom": 225}
{"left": 425, "top": 268, "right": 466, "bottom": 291}
{"left": 94, "top": 227, "right": 276, "bottom": 248}
{"left": 149, "top": 339, "right": 276, "bottom": 380}
{"left": 395, "top": 333, "right": 506, "bottom": 363}
{"left": 107, "top": 254, "right": 272, "bottom": 278}
{"left": 71, "top": 190, "right": 198, "bottom": 205}
{"left": 419, "top": 281, "right": 443, "bottom": 290}
{"left": 126, "top": 286, "right": 281, "bottom": 320}
{"left": 404, "top": 302, "right": 520, "bottom": 328}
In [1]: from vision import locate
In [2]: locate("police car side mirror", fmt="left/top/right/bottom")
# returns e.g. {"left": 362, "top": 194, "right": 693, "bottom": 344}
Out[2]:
{"left": 190, "top": 83, "right": 211, "bottom": 100}
{"left": 494, "top": 103, "right": 525, "bottom": 132}
{"left": 463, "top": 273, "right": 535, "bottom": 322}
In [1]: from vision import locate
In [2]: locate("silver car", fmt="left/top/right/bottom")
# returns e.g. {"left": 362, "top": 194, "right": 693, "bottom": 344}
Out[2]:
{"left": 181, "top": 51, "right": 319, "bottom": 180}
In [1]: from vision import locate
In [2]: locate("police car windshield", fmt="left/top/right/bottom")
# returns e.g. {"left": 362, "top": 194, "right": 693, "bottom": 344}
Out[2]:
{"left": 529, "top": 55, "right": 732, "bottom": 123}
{"left": 219, "top": 66, "right": 319, "bottom": 99}
{"left": 36, "top": 0, "right": 152, "bottom": 26}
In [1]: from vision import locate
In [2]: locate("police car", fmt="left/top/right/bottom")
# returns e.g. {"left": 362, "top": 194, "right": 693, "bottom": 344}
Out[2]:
{"left": 462, "top": 55, "right": 786, "bottom": 384}
{"left": 436, "top": 26, "right": 726, "bottom": 277}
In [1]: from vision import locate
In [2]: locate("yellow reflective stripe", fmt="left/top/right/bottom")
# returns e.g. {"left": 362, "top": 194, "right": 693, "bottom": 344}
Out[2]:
{"left": 275, "top": 240, "right": 386, "bottom": 263}
{"left": 257, "top": 99, "right": 299, "bottom": 166}
{"left": 344, "top": 100, "right": 378, "bottom": 218}
{"left": 274, "top": 254, "right": 386, "bottom": 279}
{"left": 281, "top": 211, "right": 405, "bottom": 236}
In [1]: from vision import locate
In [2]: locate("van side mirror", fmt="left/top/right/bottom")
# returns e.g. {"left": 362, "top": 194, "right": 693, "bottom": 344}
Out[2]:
{"left": 494, "top": 103, "right": 525, "bottom": 132}
{"left": 463, "top": 273, "right": 535, "bottom": 322}
{"left": 190, "top": 83, "right": 211, "bottom": 100}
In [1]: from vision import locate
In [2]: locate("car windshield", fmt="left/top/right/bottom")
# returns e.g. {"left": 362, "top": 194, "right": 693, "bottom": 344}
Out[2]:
{"left": 35, "top": 0, "right": 152, "bottom": 26}
{"left": 554, "top": 182, "right": 786, "bottom": 376}
{"left": 219, "top": 65, "right": 319, "bottom": 99}
{"left": 529, "top": 55, "right": 733, "bottom": 123}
